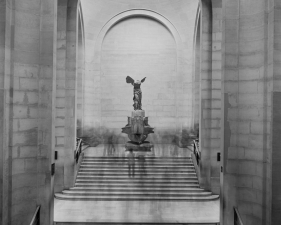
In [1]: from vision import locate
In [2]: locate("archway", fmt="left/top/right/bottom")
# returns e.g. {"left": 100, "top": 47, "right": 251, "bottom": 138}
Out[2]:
{"left": 83, "top": 9, "right": 194, "bottom": 145}
{"left": 54, "top": 0, "right": 85, "bottom": 194}
{"left": 100, "top": 16, "right": 177, "bottom": 139}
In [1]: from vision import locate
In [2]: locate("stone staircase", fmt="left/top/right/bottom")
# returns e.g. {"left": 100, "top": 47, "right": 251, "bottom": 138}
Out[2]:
{"left": 55, "top": 156, "right": 219, "bottom": 201}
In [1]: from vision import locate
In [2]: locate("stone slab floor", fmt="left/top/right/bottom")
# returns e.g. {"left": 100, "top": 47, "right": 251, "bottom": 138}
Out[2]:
{"left": 54, "top": 198, "right": 219, "bottom": 224}
{"left": 54, "top": 145, "right": 219, "bottom": 224}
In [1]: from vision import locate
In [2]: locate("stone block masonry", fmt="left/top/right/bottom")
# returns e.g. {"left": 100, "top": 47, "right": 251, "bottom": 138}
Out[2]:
{"left": 221, "top": 0, "right": 275, "bottom": 224}
{"left": 81, "top": 0, "right": 198, "bottom": 136}
{"left": 0, "top": 0, "right": 59, "bottom": 224}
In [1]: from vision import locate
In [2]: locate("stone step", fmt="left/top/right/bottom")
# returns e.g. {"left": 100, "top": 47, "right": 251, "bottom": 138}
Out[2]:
{"left": 77, "top": 171, "right": 197, "bottom": 179}
{"left": 70, "top": 186, "right": 205, "bottom": 192}
{"left": 55, "top": 193, "right": 219, "bottom": 201}
{"left": 81, "top": 163, "right": 194, "bottom": 170}
{"left": 74, "top": 183, "right": 200, "bottom": 188}
{"left": 82, "top": 160, "right": 193, "bottom": 163}
{"left": 78, "top": 167, "right": 195, "bottom": 175}
{"left": 75, "top": 179, "right": 199, "bottom": 184}
{"left": 76, "top": 175, "right": 197, "bottom": 180}
{"left": 78, "top": 170, "right": 196, "bottom": 175}
{"left": 81, "top": 164, "right": 194, "bottom": 168}
{"left": 61, "top": 190, "right": 213, "bottom": 197}
{"left": 77, "top": 173, "right": 197, "bottom": 178}
{"left": 83, "top": 157, "right": 192, "bottom": 160}
{"left": 79, "top": 170, "right": 196, "bottom": 174}
{"left": 80, "top": 165, "right": 194, "bottom": 169}
{"left": 82, "top": 161, "right": 193, "bottom": 165}
{"left": 55, "top": 223, "right": 217, "bottom": 225}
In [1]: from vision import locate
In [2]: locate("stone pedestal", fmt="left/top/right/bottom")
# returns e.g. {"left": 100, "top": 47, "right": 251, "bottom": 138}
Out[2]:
{"left": 132, "top": 110, "right": 145, "bottom": 117}
{"left": 122, "top": 110, "right": 154, "bottom": 152}
{"left": 125, "top": 141, "right": 153, "bottom": 152}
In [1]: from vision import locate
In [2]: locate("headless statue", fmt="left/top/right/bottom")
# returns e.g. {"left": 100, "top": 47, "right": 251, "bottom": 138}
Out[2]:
{"left": 126, "top": 76, "right": 146, "bottom": 110}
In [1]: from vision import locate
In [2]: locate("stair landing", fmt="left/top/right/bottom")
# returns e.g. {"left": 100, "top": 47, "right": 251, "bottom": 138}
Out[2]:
{"left": 54, "top": 197, "right": 219, "bottom": 224}
{"left": 54, "top": 146, "right": 219, "bottom": 224}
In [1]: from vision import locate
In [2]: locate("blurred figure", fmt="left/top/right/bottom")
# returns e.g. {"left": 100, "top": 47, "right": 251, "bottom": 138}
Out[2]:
{"left": 161, "top": 131, "right": 169, "bottom": 156}
{"left": 171, "top": 135, "right": 178, "bottom": 157}
{"left": 103, "top": 129, "right": 109, "bottom": 156}
{"left": 107, "top": 132, "right": 116, "bottom": 156}
{"left": 127, "top": 149, "right": 135, "bottom": 177}
{"left": 138, "top": 154, "right": 146, "bottom": 177}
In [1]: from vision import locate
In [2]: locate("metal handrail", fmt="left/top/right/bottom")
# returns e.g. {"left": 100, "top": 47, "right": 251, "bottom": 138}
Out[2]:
{"left": 193, "top": 139, "right": 200, "bottom": 165}
{"left": 234, "top": 207, "right": 244, "bottom": 225}
{"left": 77, "top": 136, "right": 90, "bottom": 146}
{"left": 75, "top": 138, "right": 83, "bottom": 163}
{"left": 30, "top": 205, "right": 40, "bottom": 225}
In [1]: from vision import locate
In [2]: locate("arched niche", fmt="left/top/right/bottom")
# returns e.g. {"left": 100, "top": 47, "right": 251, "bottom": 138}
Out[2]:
{"left": 87, "top": 9, "right": 187, "bottom": 134}
{"left": 100, "top": 16, "right": 177, "bottom": 132}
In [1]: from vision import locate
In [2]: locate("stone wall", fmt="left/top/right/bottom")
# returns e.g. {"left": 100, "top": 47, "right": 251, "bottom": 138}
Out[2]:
{"left": 196, "top": 0, "right": 222, "bottom": 195}
{"left": 210, "top": 0, "right": 222, "bottom": 195}
{"left": 0, "top": 0, "right": 5, "bottom": 222}
{"left": 76, "top": 9, "right": 85, "bottom": 137}
{"left": 55, "top": 0, "right": 68, "bottom": 193}
{"left": 192, "top": 9, "right": 200, "bottom": 129}
{"left": 199, "top": 0, "right": 213, "bottom": 192}
{"left": 0, "top": 0, "right": 57, "bottom": 224}
{"left": 80, "top": 0, "right": 199, "bottom": 141}
{"left": 55, "top": 0, "right": 80, "bottom": 193}
{"left": 221, "top": 0, "right": 272, "bottom": 224}
{"left": 100, "top": 17, "right": 177, "bottom": 132}
{"left": 272, "top": 0, "right": 281, "bottom": 223}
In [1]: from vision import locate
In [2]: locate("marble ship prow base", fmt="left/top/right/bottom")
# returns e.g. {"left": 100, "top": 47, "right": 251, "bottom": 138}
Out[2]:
{"left": 125, "top": 141, "right": 153, "bottom": 152}
{"left": 122, "top": 110, "right": 154, "bottom": 153}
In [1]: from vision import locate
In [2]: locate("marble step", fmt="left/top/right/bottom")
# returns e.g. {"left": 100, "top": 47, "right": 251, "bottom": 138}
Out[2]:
{"left": 83, "top": 157, "right": 192, "bottom": 160}
{"left": 74, "top": 183, "right": 200, "bottom": 188}
{"left": 82, "top": 160, "right": 193, "bottom": 164}
{"left": 82, "top": 161, "right": 193, "bottom": 165}
{"left": 82, "top": 157, "right": 192, "bottom": 160}
{"left": 55, "top": 223, "right": 217, "bottom": 225}
{"left": 78, "top": 170, "right": 196, "bottom": 174}
{"left": 79, "top": 169, "right": 195, "bottom": 172}
{"left": 77, "top": 173, "right": 197, "bottom": 178}
{"left": 80, "top": 164, "right": 194, "bottom": 168}
{"left": 61, "top": 190, "right": 213, "bottom": 197}
{"left": 80, "top": 163, "right": 194, "bottom": 170}
{"left": 79, "top": 168, "right": 195, "bottom": 171}
{"left": 75, "top": 179, "right": 199, "bottom": 185}
{"left": 79, "top": 169, "right": 195, "bottom": 174}
{"left": 55, "top": 193, "right": 219, "bottom": 201}
{"left": 76, "top": 178, "right": 198, "bottom": 182}
{"left": 70, "top": 186, "right": 205, "bottom": 192}
{"left": 77, "top": 172, "right": 197, "bottom": 179}
{"left": 76, "top": 175, "right": 197, "bottom": 180}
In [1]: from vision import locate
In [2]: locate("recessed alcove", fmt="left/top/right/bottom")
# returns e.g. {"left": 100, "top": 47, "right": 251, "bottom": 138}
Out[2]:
{"left": 100, "top": 16, "right": 177, "bottom": 131}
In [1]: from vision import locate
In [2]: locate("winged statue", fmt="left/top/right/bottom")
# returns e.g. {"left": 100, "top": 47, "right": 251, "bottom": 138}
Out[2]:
{"left": 126, "top": 76, "right": 146, "bottom": 110}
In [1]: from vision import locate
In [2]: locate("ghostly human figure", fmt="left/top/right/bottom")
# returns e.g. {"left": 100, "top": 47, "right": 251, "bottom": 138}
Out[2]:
{"left": 126, "top": 76, "right": 146, "bottom": 110}
{"left": 138, "top": 154, "right": 146, "bottom": 177}
{"left": 127, "top": 149, "right": 135, "bottom": 177}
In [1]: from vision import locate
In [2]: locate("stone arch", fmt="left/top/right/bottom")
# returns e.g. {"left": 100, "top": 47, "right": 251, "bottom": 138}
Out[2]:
{"left": 89, "top": 9, "right": 185, "bottom": 132}
{"left": 76, "top": 1, "right": 86, "bottom": 137}
{"left": 191, "top": 0, "right": 222, "bottom": 196}
{"left": 192, "top": 3, "right": 201, "bottom": 130}
{"left": 94, "top": 9, "right": 182, "bottom": 60}
{"left": 54, "top": 0, "right": 85, "bottom": 194}
{"left": 94, "top": 9, "right": 183, "bottom": 79}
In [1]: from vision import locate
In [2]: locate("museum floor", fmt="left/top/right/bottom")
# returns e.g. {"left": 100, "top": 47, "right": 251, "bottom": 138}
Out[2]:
{"left": 54, "top": 145, "right": 220, "bottom": 224}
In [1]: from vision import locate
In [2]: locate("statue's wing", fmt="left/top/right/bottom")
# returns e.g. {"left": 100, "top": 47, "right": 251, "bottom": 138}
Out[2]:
{"left": 141, "top": 77, "right": 146, "bottom": 83}
{"left": 126, "top": 76, "right": 134, "bottom": 85}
